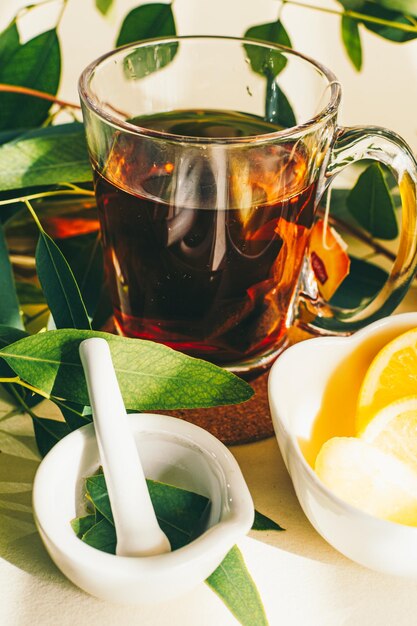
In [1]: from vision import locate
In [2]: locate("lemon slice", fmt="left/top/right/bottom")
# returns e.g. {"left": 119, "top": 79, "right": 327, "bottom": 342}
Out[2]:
{"left": 360, "top": 396, "right": 417, "bottom": 474}
{"left": 356, "top": 327, "right": 417, "bottom": 434}
{"left": 315, "top": 437, "right": 417, "bottom": 526}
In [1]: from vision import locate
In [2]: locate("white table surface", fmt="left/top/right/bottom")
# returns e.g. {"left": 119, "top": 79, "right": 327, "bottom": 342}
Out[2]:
{"left": 2, "top": 290, "right": 417, "bottom": 626}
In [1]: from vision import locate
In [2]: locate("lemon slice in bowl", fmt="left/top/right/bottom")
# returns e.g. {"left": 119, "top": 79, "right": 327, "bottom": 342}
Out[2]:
{"left": 360, "top": 396, "right": 417, "bottom": 474}
{"left": 356, "top": 327, "right": 417, "bottom": 434}
{"left": 315, "top": 437, "right": 417, "bottom": 526}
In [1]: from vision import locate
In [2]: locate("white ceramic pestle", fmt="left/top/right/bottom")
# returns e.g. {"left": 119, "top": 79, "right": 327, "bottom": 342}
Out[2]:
{"left": 79, "top": 338, "right": 171, "bottom": 557}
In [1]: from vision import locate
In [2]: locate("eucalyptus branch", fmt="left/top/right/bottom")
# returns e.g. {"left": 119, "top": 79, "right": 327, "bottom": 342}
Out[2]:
{"left": 0, "top": 84, "right": 81, "bottom": 110}
{"left": 0, "top": 187, "right": 94, "bottom": 208}
{"left": 283, "top": 0, "right": 417, "bottom": 33}
{"left": 6, "top": 382, "right": 40, "bottom": 420}
{"left": 0, "top": 376, "right": 50, "bottom": 401}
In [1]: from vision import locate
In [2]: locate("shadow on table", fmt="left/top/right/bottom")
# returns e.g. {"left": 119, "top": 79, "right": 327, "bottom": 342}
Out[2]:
{"left": 0, "top": 404, "right": 69, "bottom": 584}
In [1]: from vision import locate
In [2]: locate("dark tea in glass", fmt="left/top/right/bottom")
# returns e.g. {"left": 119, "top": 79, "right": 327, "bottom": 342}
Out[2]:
{"left": 94, "top": 109, "right": 316, "bottom": 365}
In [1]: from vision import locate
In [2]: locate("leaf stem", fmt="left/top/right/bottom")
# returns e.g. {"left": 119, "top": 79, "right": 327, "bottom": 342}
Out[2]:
{"left": 0, "top": 188, "right": 94, "bottom": 208}
{"left": 0, "top": 84, "right": 81, "bottom": 110}
{"left": 282, "top": 0, "right": 417, "bottom": 33}
{"left": 0, "top": 376, "right": 51, "bottom": 401}
{"left": 6, "top": 383, "right": 39, "bottom": 420}
{"left": 23, "top": 200, "right": 44, "bottom": 232}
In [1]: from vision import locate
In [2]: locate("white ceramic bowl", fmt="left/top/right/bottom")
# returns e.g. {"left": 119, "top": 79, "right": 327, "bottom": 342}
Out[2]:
{"left": 268, "top": 312, "right": 417, "bottom": 577}
{"left": 33, "top": 413, "right": 254, "bottom": 603}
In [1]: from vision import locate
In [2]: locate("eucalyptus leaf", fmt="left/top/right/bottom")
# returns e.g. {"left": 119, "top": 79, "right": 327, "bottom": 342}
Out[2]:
{"left": 337, "top": 0, "right": 417, "bottom": 16}
{"left": 0, "top": 21, "right": 19, "bottom": 62}
{"left": 0, "top": 123, "right": 91, "bottom": 192}
{"left": 0, "top": 325, "right": 27, "bottom": 377}
{"left": 330, "top": 256, "right": 388, "bottom": 308}
{"left": 90, "top": 285, "right": 113, "bottom": 331}
{"left": 252, "top": 511, "right": 284, "bottom": 532}
{"left": 0, "top": 128, "right": 25, "bottom": 147}
{"left": 0, "top": 326, "right": 28, "bottom": 348}
{"left": 346, "top": 163, "right": 398, "bottom": 239}
{"left": 0, "top": 222, "right": 23, "bottom": 329}
{"left": 58, "top": 232, "right": 104, "bottom": 318}
{"left": 244, "top": 20, "right": 292, "bottom": 77}
{"left": 96, "top": 0, "right": 113, "bottom": 16}
{"left": 341, "top": 15, "right": 363, "bottom": 70}
{"left": 206, "top": 546, "right": 269, "bottom": 626}
{"left": 0, "top": 29, "right": 61, "bottom": 130}
{"left": 86, "top": 473, "right": 211, "bottom": 549}
{"left": 35, "top": 230, "right": 91, "bottom": 330}
{"left": 71, "top": 513, "right": 96, "bottom": 538}
{"left": 59, "top": 400, "right": 92, "bottom": 431}
{"left": 375, "top": 0, "right": 417, "bottom": 15}
{"left": 32, "top": 416, "right": 70, "bottom": 457}
{"left": 82, "top": 517, "right": 116, "bottom": 554}
{"left": 0, "top": 329, "right": 254, "bottom": 409}
{"left": 265, "top": 74, "right": 296, "bottom": 128}
{"left": 116, "top": 3, "right": 176, "bottom": 46}
{"left": 360, "top": 2, "right": 417, "bottom": 41}
{"left": 338, "top": 0, "right": 365, "bottom": 9}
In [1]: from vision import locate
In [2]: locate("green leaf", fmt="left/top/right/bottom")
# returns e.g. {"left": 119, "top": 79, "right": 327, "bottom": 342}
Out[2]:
{"left": 70, "top": 513, "right": 96, "bottom": 538}
{"left": 252, "top": 511, "right": 284, "bottom": 532}
{"left": 116, "top": 3, "right": 176, "bottom": 46}
{"left": 91, "top": 285, "right": 113, "bottom": 331}
{"left": 265, "top": 74, "right": 296, "bottom": 128}
{"left": 360, "top": 3, "right": 417, "bottom": 41}
{"left": 346, "top": 163, "right": 398, "bottom": 239}
{"left": 206, "top": 546, "right": 268, "bottom": 626}
{"left": 0, "top": 128, "right": 26, "bottom": 147}
{"left": 330, "top": 256, "right": 388, "bottom": 308}
{"left": 86, "top": 473, "right": 211, "bottom": 549}
{"left": 35, "top": 230, "right": 91, "bottom": 330}
{"left": 82, "top": 517, "right": 116, "bottom": 554}
{"left": 341, "top": 15, "right": 363, "bottom": 70}
{"left": 338, "top": 0, "right": 365, "bottom": 9}
{"left": 59, "top": 400, "right": 92, "bottom": 431}
{"left": 0, "top": 329, "right": 254, "bottom": 409}
{"left": 0, "top": 29, "right": 61, "bottom": 130}
{"left": 375, "top": 0, "right": 417, "bottom": 16}
{"left": 0, "top": 325, "right": 27, "bottom": 348}
{"left": 58, "top": 233, "right": 104, "bottom": 318}
{"left": 95, "top": 0, "right": 113, "bottom": 16}
{"left": 0, "top": 123, "right": 91, "bottom": 192}
{"left": 0, "top": 222, "right": 23, "bottom": 329}
{"left": 32, "top": 416, "right": 70, "bottom": 456}
{"left": 0, "top": 325, "right": 28, "bottom": 377}
{"left": 15, "top": 281, "right": 46, "bottom": 305}
{"left": 117, "top": 4, "right": 178, "bottom": 81}
{"left": 0, "top": 22, "right": 20, "bottom": 63}
{"left": 337, "top": 0, "right": 417, "bottom": 16}
{"left": 244, "top": 20, "right": 292, "bottom": 78}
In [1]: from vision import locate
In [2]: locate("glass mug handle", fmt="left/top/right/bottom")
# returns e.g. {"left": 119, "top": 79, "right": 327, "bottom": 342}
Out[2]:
{"left": 298, "top": 125, "right": 417, "bottom": 335}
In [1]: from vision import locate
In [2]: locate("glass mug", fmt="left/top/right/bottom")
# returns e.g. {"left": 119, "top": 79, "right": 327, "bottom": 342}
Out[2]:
{"left": 79, "top": 36, "right": 417, "bottom": 374}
